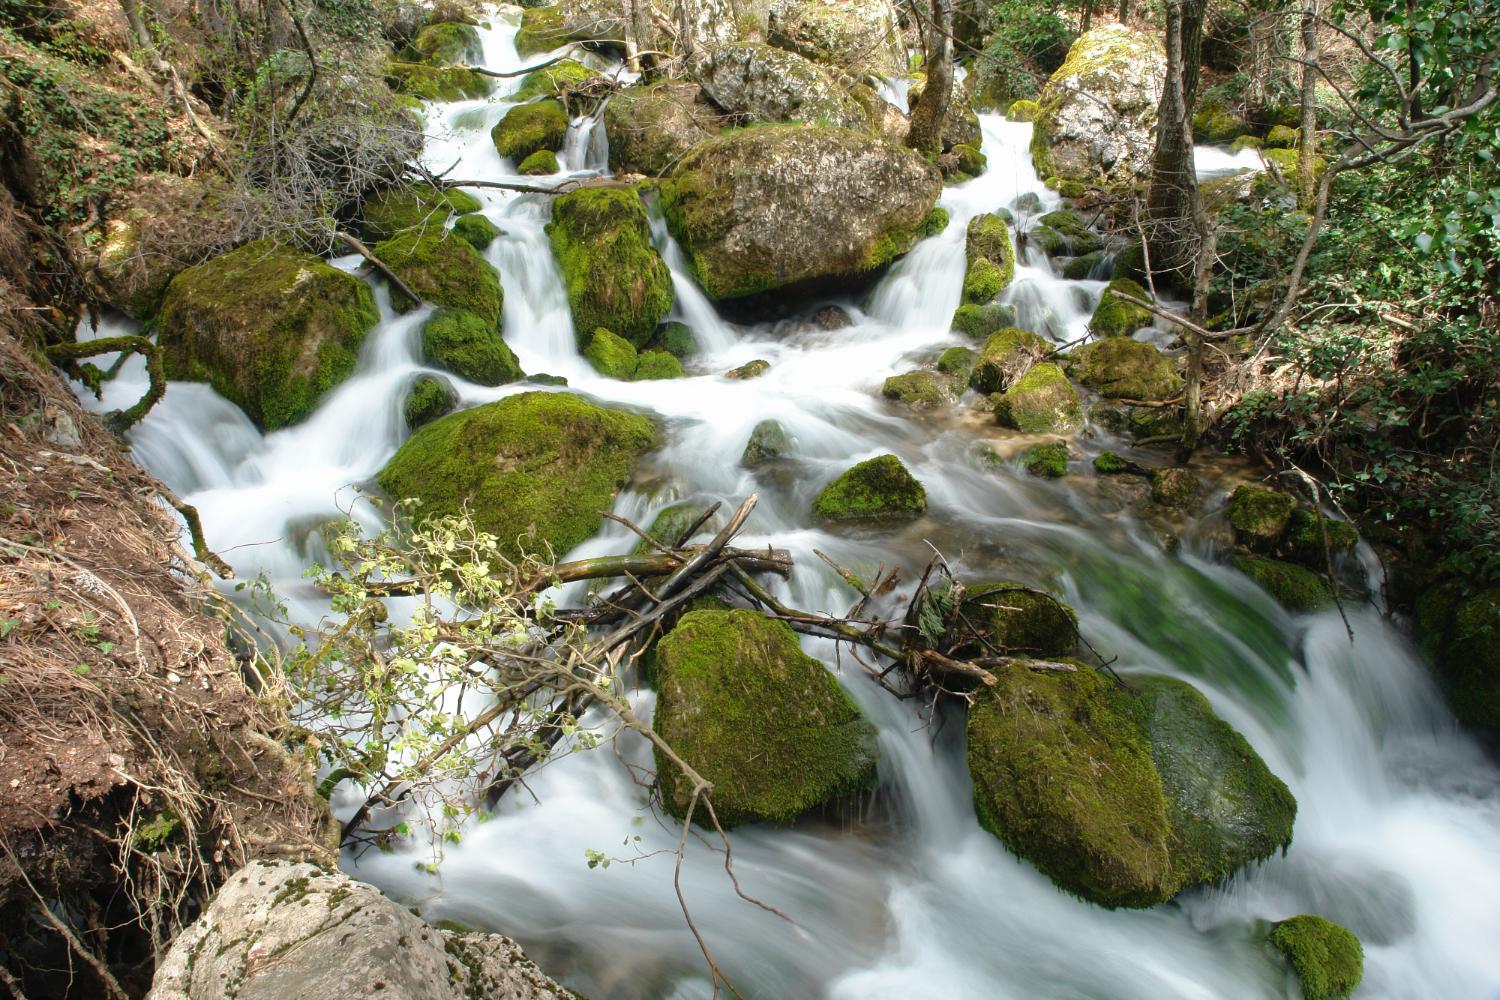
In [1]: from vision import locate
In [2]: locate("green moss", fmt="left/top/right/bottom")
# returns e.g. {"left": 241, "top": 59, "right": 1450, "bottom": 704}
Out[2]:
{"left": 1062, "top": 250, "right": 1107, "bottom": 280}
{"left": 517, "top": 149, "right": 560, "bottom": 175}
{"left": 1150, "top": 468, "right": 1199, "bottom": 507}
{"left": 514, "top": 5, "right": 574, "bottom": 56}
{"left": 403, "top": 374, "right": 458, "bottom": 430}
{"left": 1232, "top": 555, "right": 1333, "bottom": 612}
{"left": 157, "top": 240, "right": 378, "bottom": 430}
{"left": 994, "top": 362, "right": 1082, "bottom": 433}
{"left": 583, "top": 327, "right": 639, "bottom": 379}
{"left": 408, "top": 22, "right": 481, "bottom": 64}
{"left": 1283, "top": 510, "right": 1359, "bottom": 566}
{"left": 936, "top": 346, "right": 976, "bottom": 379}
{"left": 450, "top": 213, "right": 500, "bottom": 250}
{"left": 491, "top": 99, "right": 569, "bottom": 161}
{"left": 633, "top": 350, "right": 685, "bottom": 380}
{"left": 632, "top": 502, "right": 708, "bottom": 555}
{"left": 958, "top": 583, "right": 1078, "bottom": 658}
{"left": 513, "top": 58, "right": 597, "bottom": 102}
{"left": 1090, "top": 276, "right": 1154, "bottom": 337}
{"left": 1064, "top": 336, "right": 1182, "bottom": 400}
{"left": 1093, "top": 451, "right": 1130, "bottom": 474}
{"left": 386, "top": 61, "right": 492, "bottom": 101}
{"left": 1228, "top": 485, "right": 1296, "bottom": 551}
{"left": 652, "top": 609, "right": 878, "bottom": 827}
{"left": 741, "top": 420, "right": 791, "bottom": 465}
{"left": 725, "top": 359, "right": 771, "bottom": 379}
{"left": 548, "top": 188, "right": 674, "bottom": 346}
{"left": 971, "top": 328, "right": 1047, "bottom": 394}
{"left": 421, "top": 309, "right": 521, "bottom": 385}
{"left": 1021, "top": 442, "right": 1070, "bottom": 478}
{"left": 362, "top": 185, "right": 483, "bottom": 241}
{"left": 1269, "top": 916, "right": 1364, "bottom": 999}
{"left": 376, "top": 391, "right": 656, "bottom": 561}
{"left": 952, "top": 142, "right": 987, "bottom": 180}
{"left": 1230, "top": 134, "right": 1264, "bottom": 154}
{"left": 918, "top": 206, "right": 951, "bottom": 238}
{"left": 813, "top": 454, "right": 926, "bottom": 522}
{"left": 1007, "top": 98, "right": 1040, "bottom": 122}
{"left": 1129, "top": 405, "right": 1185, "bottom": 441}
{"left": 963, "top": 213, "right": 1016, "bottom": 304}
{"left": 648, "top": 322, "right": 698, "bottom": 358}
{"left": 1438, "top": 590, "right": 1500, "bottom": 727}
{"left": 1259, "top": 147, "right": 1327, "bottom": 195}
{"left": 373, "top": 227, "right": 503, "bottom": 327}
{"left": 1264, "top": 125, "right": 1300, "bottom": 149}
{"left": 135, "top": 810, "right": 181, "bottom": 850}
{"left": 1192, "top": 107, "right": 1246, "bottom": 144}
{"left": 952, "top": 303, "right": 1019, "bottom": 340}
{"left": 882, "top": 370, "right": 957, "bottom": 410}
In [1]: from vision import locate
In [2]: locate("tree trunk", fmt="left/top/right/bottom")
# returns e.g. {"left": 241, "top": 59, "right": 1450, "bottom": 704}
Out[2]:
{"left": 1297, "top": 0, "right": 1319, "bottom": 208}
{"left": 1082, "top": 0, "right": 1094, "bottom": 32}
{"left": 906, "top": 0, "right": 954, "bottom": 158}
{"left": 1144, "top": 0, "right": 1207, "bottom": 288}
{"left": 1118, "top": 0, "right": 1130, "bottom": 24}
{"left": 1246, "top": 3, "right": 1287, "bottom": 106}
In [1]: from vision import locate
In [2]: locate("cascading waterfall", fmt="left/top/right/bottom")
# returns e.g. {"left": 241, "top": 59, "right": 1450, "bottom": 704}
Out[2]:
{"left": 70, "top": 14, "right": 1500, "bottom": 1000}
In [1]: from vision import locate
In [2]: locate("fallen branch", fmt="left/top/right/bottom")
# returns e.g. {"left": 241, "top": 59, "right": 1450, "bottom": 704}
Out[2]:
{"left": 44, "top": 336, "right": 165, "bottom": 434}
{"left": 335, "top": 231, "right": 425, "bottom": 307}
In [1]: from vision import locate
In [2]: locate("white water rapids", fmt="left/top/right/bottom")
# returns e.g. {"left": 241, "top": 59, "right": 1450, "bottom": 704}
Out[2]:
{"left": 72, "top": 15, "right": 1500, "bottom": 1000}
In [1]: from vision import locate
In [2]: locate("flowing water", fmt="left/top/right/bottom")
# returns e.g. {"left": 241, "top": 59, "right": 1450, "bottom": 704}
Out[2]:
{"left": 72, "top": 16, "right": 1500, "bottom": 1000}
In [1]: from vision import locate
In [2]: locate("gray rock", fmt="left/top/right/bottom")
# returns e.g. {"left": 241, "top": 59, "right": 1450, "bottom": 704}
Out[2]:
{"left": 605, "top": 80, "right": 721, "bottom": 177}
{"left": 697, "top": 43, "right": 865, "bottom": 128}
{"left": 766, "top": 0, "right": 905, "bottom": 77}
{"left": 148, "top": 861, "right": 575, "bottom": 1000}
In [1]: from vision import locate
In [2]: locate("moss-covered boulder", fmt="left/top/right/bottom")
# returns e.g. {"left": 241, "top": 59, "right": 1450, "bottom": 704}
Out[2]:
{"left": 725, "top": 359, "right": 771, "bottom": 379}
{"left": 994, "top": 362, "right": 1082, "bottom": 433}
{"left": 741, "top": 419, "right": 791, "bottom": 465}
{"left": 1030, "top": 26, "right": 1166, "bottom": 191}
{"left": 403, "top": 373, "right": 458, "bottom": 430}
{"left": 1258, "top": 147, "right": 1327, "bottom": 197}
{"left": 547, "top": 188, "right": 673, "bottom": 346}
{"left": 882, "top": 370, "right": 958, "bottom": 410}
{"left": 513, "top": 58, "right": 598, "bottom": 102}
{"left": 697, "top": 43, "right": 865, "bottom": 129}
{"left": 517, "top": 149, "right": 560, "bottom": 175}
{"left": 421, "top": 309, "right": 521, "bottom": 386}
{"left": 963, "top": 213, "right": 1016, "bottom": 305}
{"left": 1062, "top": 250, "right": 1108, "bottom": 280}
{"left": 1416, "top": 587, "right": 1500, "bottom": 728}
{"left": 408, "top": 21, "right": 481, "bottom": 65}
{"left": 936, "top": 346, "right": 975, "bottom": 380}
{"left": 376, "top": 391, "right": 655, "bottom": 560}
{"left": 968, "top": 668, "right": 1295, "bottom": 908}
{"left": 1269, "top": 916, "right": 1364, "bottom": 999}
{"left": 957, "top": 583, "right": 1077, "bottom": 658}
{"left": 1090, "top": 276, "right": 1154, "bottom": 336}
{"left": 514, "top": 5, "right": 583, "bottom": 56}
{"left": 1150, "top": 467, "right": 1199, "bottom": 507}
{"left": 660, "top": 125, "right": 942, "bottom": 300}
{"left": 362, "top": 185, "right": 483, "bottom": 242}
{"left": 1283, "top": 510, "right": 1360, "bottom": 567}
{"left": 583, "top": 327, "right": 639, "bottom": 379}
{"left": 647, "top": 321, "right": 699, "bottom": 358}
{"left": 1264, "top": 125, "right": 1300, "bottom": 149}
{"left": 765, "top": 0, "right": 906, "bottom": 77}
{"left": 1192, "top": 103, "right": 1247, "bottom": 144}
{"left": 450, "top": 213, "right": 500, "bottom": 250}
{"left": 373, "top": 228, "right": 503, "bottom": 327}
{"left": 652, "top": 609, "right": 879, "bottom": 827}
{"left": 157, "top": 240, "right": 378, "bottom": 430}
{"left": 813, "top": 454, "right": 926, "bottom": 522}
{"left": 1064, "top": 336, "right": 1181, "bottom": 400}
{"left": 952, "top": 302, "right": 1019, "bottom": 340}
{"left": 1228, "top": 485, "right": 1296, "bottom": 552}
{"left": 971, "top": 327, "right": 1048, "bottom": 394}
{"left": 491, "top": 99, "right": 569, "bottom": 162}
{"left": 634, "top": 351, "right": 685, "bottom": 380}
{"left": 604, "top": 80, "right": 719, "bottom": 177}
{"left": 1021, "top": 441, "right": 1070, "bottom": 478}
{"left": 1007, "top": 98, "right": 1040, "bottom": 122}
{"left": 1232, "top": 555, "right": 1333, "bottom": 612}
{"left": 386, "top": 61, "right": 492, "bottom": 102}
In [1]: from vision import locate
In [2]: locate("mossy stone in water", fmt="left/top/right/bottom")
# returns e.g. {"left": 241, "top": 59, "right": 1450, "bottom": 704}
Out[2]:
{"left": 952, "top": 302, "right": 1018, "bottom": 340}
{"left": 513, "top": 58, "right": 597, "bottom": 102}
{"left": 1269, "top": 915, "right": 1364, "bottom": 999}
{"left": 1283, "top": 508, "right": 1358, "bottom": 566}
{"left": 633, "top": 350, "right": 684, "bottom": 380}
{"left": 652, "top": 609, "right": 879, "bottom": 827}
{"left": 959, "top": 582, "right": 1078, "bottom": 658}
{"left": 936, "top": 346, "right": 975, "bottom": 380}
{"left": 1416, "top": 587, "right": 1500, "bottom": 728}
{"left": 725, "top": 359, "right": 770, "bottom": 380}
{"left": 403, "top": 373, "right": 457, "bottom": 430}
{"left": 1264, "top": 125, "right": 1300, "bottom": 149}
{"left": 741, "top": 420, "right": 791, "bottom": 465}
{"left": 517, "top": 149, "right": 560, "bottom": 175}
{"left": 971, "top": 327, "right": 1048, "bottom": 394}
{"left": 408, "top": 21, "right": 481, "bottom": 65}
{"left": 1007, "top": 98, "right": 1040, "bottom": 122}
{"left": 450, "top": 213, "right": 500, "bottom": 250}
{"left": 514, "top": 5, "right": 572, "bottom": 56}
{"left": 1228, "top": 485, "right": 1295, "bottom": 551}
{"left": 813, "top": 454, "right": 926, "bottom": 522}
{"left": 386, "top": 61, "right": 492, "bottom": 102}
{"left": 882, "top": 370, "right": 957, "bottom": 410}
{"left": 376, "top": 391, "right": 655, "bottom": 561}
{"left": 420, "top": 308, "right": 521, "bottom": 386}
{"left": 1065, "top": 336, "right": 1182, "bottom": 400}
{"left": 648, "top": 321, "right": 699, "bottom": 359}
{"left": 1062, "top": 250, "right": 1107, "bottom": 280}
{"left": 632, "top": 502, "right": 707, "bottom": 555}
{"left": 583, "top": 327, "right": 639, "bottom": 379}
{"left": 157, "top": 240, "right": 378, "bottom": 431}
{"left": 994, "top": 362, "right": 1082, "bottom": 433}
{"left": 963, "top": 213, "right": 1016, "bottom": 305}
{"left": 548, "top": 188, "right": 674, "bottom": 346}
{"left": 373, "top": 227, "right": 503, "bottom": 327}
{"left": 1090, "top": 276, "right": 1154, "bottom": 336}
{"left": 491, "top": 99, "right": 569, "bottom": 161}
{"left": 1232, "top": 555, "right": 1333, "bottom": 612}
{"left": 1150, "top": 467, "right": 1200, "bottom": 507}
{"left": 1021, "top": 441, "right": 1070, "bottom": 478}
{"left": 952, "top": 142, "right": 987, "bottom": 179}
{"left": 362, "top": 185, "right": 483, "bottom": 241}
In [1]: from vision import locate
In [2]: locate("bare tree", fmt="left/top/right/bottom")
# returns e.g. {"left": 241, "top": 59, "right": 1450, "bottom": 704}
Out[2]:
{"left": 1295, "top": 0, "right": 1320, "bottom": 207}
{"left": 907, "top": 0, "right": 955, "bottom": 157}
{"left": 1144, "top": 0, "right": 1209, "bottom": 285}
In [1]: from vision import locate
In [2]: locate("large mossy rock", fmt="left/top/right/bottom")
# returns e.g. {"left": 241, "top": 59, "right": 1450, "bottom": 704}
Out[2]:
{"left": 812, "top": 454, "right": 926, "bottom": 522}
{"left": 420, "top": 309, "right": 522, "bottom": 386}
{"left": 970, "top": 327, "right": 1046, "bottom": 394}
{"left": 404, "top": 373, "right": 458, "bottom": 430}
{"left": 408, "top": 21, "right": 482, "bottom": 64}
{"left": 491, "top": 99, "right": 569, "bottom": 162}
{"left": 994, "top": 361, "right": 1082, "bottom": 433}
{"left": 696, "top": 43, "right": 865, "bottom": 129}
{"left": 1064, "top": 337, "right": 1182, "bottom": 401}
{"left": 513, "top": 58, "right": 599, "bottom": 102}
{"left": 660, "top": 125, "right": 942, "bottom": 300}
{"left": 386, "top": 61, "right": 492, "bottom": 102}
{"left": 1417, "top": 586, "right": 1500, "bottom": 728}
{"left": 157, "top": 240, "right": 378, "bottom": 431}
{"left": 968, "top": 668, "right": 1295, "bottom": 908}
{"left": 1089, "top": 276, "right": 1154, "bottom": 336}
{"left": 604, "top": 81, "right": 719, "bottom": 176}
{"left": 547, "top": 188, "right": 674, "bottom": 346}
{"left": 376, "top": 392, "right": 655, "bottom": 560}
{"left": 1269, "top": 915, "right": 1365, "bottom": 1000}
{"left": 1228, "top": 485, "right": 1296, "bottom": 552}
{"left": 514, "top": 4, "right": 613, "bottom": 57}
{"left": 373, "top": 228, "right": 504, "bottom": 327}
{"left": 361, "top": 185, "right": 482, "bottom": 242}
{"left": 957, "top": 583, "right": 1077, "bottom": 658}
{"left": 765, "top": 0, "right": 905, "bottom": 77}
{"left": 963, "top": 213, "right": 1016, "bottom": 305}
{"left": 1030, "top": 26, "right": 1165, "bottom": 191}
{"left": 1232, "top": 555, "right": 1333, "bottom": 613}
{"left": 652, "top": 609, "right": 879, "bottom": 827}
{"left": 882, "top": 369, "right": 958, "bottom": 410}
